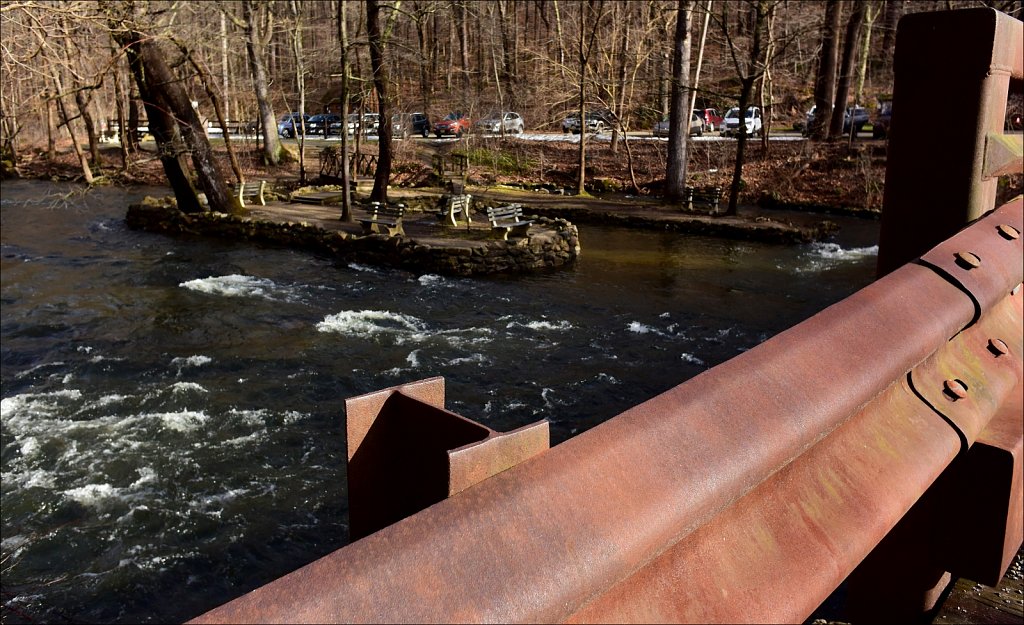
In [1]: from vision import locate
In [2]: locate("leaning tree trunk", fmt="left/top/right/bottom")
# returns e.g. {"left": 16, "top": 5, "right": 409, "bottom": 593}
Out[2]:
{"left": 112, "top": 26, "right": 236, "bottom": 214}
{"left": 367, "top": 0, "right": 393, "bottom": 205}
{"left": 665, "top": 0, "right": 693, "bottom": 204}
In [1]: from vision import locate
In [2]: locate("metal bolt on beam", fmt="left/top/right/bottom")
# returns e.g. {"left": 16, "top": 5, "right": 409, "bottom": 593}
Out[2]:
{"left": 997, "top": 224, "right": 1021, "bottom": 240}
{"left": 988, "top": 338, "right": 1010, "bottom": 356}
{"left": 955, "top": 251, "right": 982, "bottom": 269}
{"left": 944, "top": 378, "right": 969, "bottom": 400}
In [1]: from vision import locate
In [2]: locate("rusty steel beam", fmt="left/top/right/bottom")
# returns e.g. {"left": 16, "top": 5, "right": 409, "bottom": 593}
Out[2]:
{"left": 876, "top": 8, "right": 1023, "bottom": 277}
{"left": 190, "top": 196, "right": 1020, "bottom": 624}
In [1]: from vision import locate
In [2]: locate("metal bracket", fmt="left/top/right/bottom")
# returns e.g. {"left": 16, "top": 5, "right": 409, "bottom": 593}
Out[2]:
{"left": 909, "top": 290, "right": 1023, "bottom": 449}
{"left": 345, "top": 377, "right": 549, "bottom": 540}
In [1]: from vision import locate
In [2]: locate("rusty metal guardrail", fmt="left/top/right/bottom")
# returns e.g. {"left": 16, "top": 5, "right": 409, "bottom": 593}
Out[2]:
{"left": 189, "top": 8, "right": 1023, "bottom": 624}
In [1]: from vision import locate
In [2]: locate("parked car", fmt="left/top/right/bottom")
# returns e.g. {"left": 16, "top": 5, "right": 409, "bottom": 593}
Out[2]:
{"left": 277, "top": 112, "right": 310, "bottom": 138}
{"left": 361, "top": 113, "right": 381, "bottom": 135}
{"left": 476, "top": 111, "right": 525, "bottom": 134}
{"left": 693, "top": 108, "right": 724, "bottom": 132}
{"left": 652, "top": 112, "right": 703, "bottom": 137}
{"left": 409, "top": 112, "right": 431, "bottom": 137}
{"left": 872, "top": 100, "right": 892, "bottom": 138}
{"left": 562, "top": 109, "right": 616, "bottom": 134}
{"left": 723, "top": 106, "right": 762, "bottom": 136}
{"left": 307, "top": 113, "right": 341, "bottom": 136}
{"left": 434, "top": 111, "right": 472, "bottom": 137}
{"left": 391, "top": 112, "right": 431, "bottom": 139}
{"left": 804, "top": 105, "right": 870, "bottom": 136}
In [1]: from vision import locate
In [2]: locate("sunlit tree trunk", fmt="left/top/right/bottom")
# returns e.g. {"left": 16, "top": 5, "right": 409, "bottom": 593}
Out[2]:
{"left": 338, "top": 0, "right": 353, "bottom": 221}
{"left": 829, "top": 0, "right": 864, "bottom": 138}
{"left": 666, "top": 0, "right": 693, "bottom": 203}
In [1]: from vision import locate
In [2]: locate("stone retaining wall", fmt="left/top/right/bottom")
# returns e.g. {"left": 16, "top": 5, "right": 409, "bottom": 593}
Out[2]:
{"left": 126, "top": 199, "right": 580, "bottom": 277}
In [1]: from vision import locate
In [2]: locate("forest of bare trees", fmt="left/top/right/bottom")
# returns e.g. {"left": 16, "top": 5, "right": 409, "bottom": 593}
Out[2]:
{"left": 1, "top": 0, "right": 1021, "bottom": 209}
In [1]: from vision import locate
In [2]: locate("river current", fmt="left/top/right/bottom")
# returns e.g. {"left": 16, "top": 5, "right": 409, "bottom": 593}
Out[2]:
{"left": 1, "top": 179, "right": 879, "bottom": 623}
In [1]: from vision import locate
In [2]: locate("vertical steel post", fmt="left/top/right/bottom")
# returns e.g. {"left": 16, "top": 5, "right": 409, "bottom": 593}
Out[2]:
{"left": 876, "top": 8, "right": 1023, "bottom": 277}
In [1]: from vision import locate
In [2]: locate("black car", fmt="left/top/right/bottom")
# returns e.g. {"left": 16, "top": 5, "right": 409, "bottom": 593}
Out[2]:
{"left": 307, "top": 113, "right": 342, "bottom": 135}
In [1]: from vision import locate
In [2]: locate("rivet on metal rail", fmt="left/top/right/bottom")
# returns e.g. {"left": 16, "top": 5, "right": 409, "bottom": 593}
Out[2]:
{"left": 943, "top": 378, "right": 969, "bottom": 400}
{"left": 986, "top": 338, "right": 1009, "bottom": 356}
{"left": 954, "top": 251, "right": 982, "bottom": 270}
{"left": 996, "top": 224, "right": 1021, "bottom": 240}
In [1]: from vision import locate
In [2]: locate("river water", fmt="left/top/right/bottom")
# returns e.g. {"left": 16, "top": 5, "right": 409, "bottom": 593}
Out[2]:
{"left": 1, "top": 179, "right": 879, "bottom": 623}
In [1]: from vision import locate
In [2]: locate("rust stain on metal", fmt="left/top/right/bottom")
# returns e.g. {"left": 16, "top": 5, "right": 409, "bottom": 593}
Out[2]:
{"left": 910, "top": 290, "right": 1023, "bottom": 447}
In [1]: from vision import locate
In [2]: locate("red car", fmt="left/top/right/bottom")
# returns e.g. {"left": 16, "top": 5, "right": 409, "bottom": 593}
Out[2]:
{"left": 434, "top": 111, "right": 471, "bottom": 138}
{"left": 694, "top": 108, "right": 724, "bottom": 132}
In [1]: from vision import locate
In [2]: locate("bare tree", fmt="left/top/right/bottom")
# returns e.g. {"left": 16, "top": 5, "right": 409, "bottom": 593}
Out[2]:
{"left": 828, "top": 0, "right": 865, "bottom": 138}
{"left": 367, "top": 0, "right": 396, "bottom": 204}
{"left": 665, "top": 0, "right": 694, "bottom": 203}
{"left": 810, "top": 0, "right": 841, "bottom": 139}
{"left": 338, "top": 0, "right": 354, "bottom": 222}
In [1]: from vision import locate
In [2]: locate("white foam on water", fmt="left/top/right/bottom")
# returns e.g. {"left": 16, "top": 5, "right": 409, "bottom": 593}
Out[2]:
{"left": 347, "top": 262, "right": 379, "bottom": 273}
{"left": 179, "top": 274, "right": 280, "bottom": 300}
{"left": 1, "top": 390, "right": 83, "bottom": 425}
{"left": 63, "top": 483, "right": 124, "bottom": 509}
{"left": 810, "top": 242, "right": 879, "bottom": 260}
{"left": 680, "top": 352, "right": 706, "bottom": 366}
{"left": 506, "top": 319, "right": 573, "bottom": 332}
{"left": 13, "top": 362, "right": 66, "bottom": 379}
{"left": 627, "top": 321, "right": 667, "bottom": 336}
{"left": 19, "top": 437, "right": 40, "bottom": 457}
{"left": 447, "top": 353, "right": 489, "bottom": 366}
{"left": 171, "top": 382, "right": 208, "bottom": 395}
{"left": 2, "top": 468, "right": 56, "bottom": 489}
{"left": 406, "top": 350, "right": 422, "bottom": 368}
{"left": 154, "top": 410, "right": 209, "bottom": 432}
{"left": 170, "top": 355, "right": 212, "bottom": 368}
{"left": 417, "top": 274, "right": 447, "bottom": 286}
{"left": 316, "top": 310, "right": 426, "bottom": 339}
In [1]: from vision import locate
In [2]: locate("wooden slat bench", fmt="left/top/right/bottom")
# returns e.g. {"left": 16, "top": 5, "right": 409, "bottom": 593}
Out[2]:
{"left": 358, "top": 202, "right": 406, "bottom": 236}
{"left": 685, "top": 185, "right": 723, "bottom": 213}
{"left": 486, "top": 204, "right": 534, "bottom": 240}
{"left": 442, "top": 194, "right": 473, "bottom": 227}
{"left": 234, "top": 181, "right": 267, "bottom": 208}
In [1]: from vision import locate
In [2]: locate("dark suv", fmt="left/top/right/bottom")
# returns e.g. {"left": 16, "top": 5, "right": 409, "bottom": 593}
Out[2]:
{"left": 872, "top": 101, "right": 892, "bottom": 139}
{"left": 307, "top": 113, "right": 341, "bottom": 136}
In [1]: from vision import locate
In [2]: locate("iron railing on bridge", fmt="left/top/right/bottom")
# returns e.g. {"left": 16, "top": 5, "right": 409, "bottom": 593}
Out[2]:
{"left": 190, "top": 8, "right": 1023, "bottom": 624}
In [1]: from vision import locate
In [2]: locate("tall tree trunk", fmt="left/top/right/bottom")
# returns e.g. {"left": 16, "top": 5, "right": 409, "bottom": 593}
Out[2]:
{"left": 553, "top": 0, "right": 567, "bottom": 80}
{"left": 367, "top": 0, "right": 393, "bottom": 205}
{"left": 290, "top": 0, "right": 307, "bottom": 184}
{"left": 829, "top": 0, "right": 865, "bottom": 138}
{"left": 856, "top": 2, "right": 878, "bottom": 108}
{"left": 75, "top": 90, "right": 102, "bottom": 167}
{"left": 665, "top": 0, "right": 693, "bottom": 203}
{"left": 759, "top": 1, "right": 777, "bottom": 150}
{"left": 726, "top": 2, "right": 766, "bottom": 216}
{"left": 241, "top": 1, "right": 286, "bottom": 166}
{"left": 111, "top": 47, "right": 131, "bottom": 171}
{"left": 811, "top": 0, "right": 841, "bottom": 140}
{"left": 45, "top": 94, "right": 56, "bottom": 161}
{"left": 689, "top": 0, "right": 713, "bottom": 116}
{"left": 338, "top": 0, "right": 353, "bottom": 221}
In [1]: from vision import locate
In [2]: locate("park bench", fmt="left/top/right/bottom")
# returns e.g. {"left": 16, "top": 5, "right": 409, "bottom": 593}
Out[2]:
{"left": 442, "top": 194, "right": 473, "bottom": 227}
{"left": 685, "top": 185, "right": 723, "bottom": 213}
{"left": 234, "top": 181, "right": 267, "bottom": 208}
{"left": 486, "top": 204, "right": 534, "bottom": 240}
{"left": 358, "top": 202, "right": 406, "bottom": 236}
